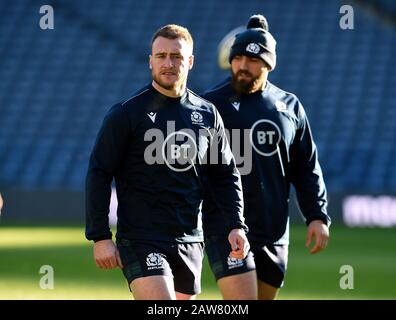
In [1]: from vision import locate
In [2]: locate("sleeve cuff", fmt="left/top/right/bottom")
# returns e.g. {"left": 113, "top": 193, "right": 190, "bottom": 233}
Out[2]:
{"left": 93, "top": 236, "right": 113, "bottom": 243}
{"left": 228, "top": 222, "right": 249, "bottom": 234}
{"left": 306, "top": 215, "right": 331, "bottom": 227}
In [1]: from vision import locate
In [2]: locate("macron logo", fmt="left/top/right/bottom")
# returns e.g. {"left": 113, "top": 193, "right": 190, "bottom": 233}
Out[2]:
{"left": 231, "top": 101, "right": 240, "bottom": 111}
{"left": 147, "top": 112, "right": 157, "bottom": 123}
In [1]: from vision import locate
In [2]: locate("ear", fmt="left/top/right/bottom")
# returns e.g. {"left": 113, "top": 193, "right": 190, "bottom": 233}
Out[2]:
{"left": 188, "top": 55, "right": 194, "bottom": 70}
{"left": 149, "top": 55, "right": 152, "bottom": 69}
{"left": 264, "top": 62, "right": 271, "bottom": 72}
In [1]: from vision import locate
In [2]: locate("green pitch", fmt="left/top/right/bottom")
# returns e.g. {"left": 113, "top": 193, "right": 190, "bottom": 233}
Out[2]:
{"left": 0, "top": 225, "right": 395, "bottom": 299}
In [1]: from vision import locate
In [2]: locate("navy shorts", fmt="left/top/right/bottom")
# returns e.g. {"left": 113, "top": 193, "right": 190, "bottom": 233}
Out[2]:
{"left": 116, "top": 239, "right": 204, "bottom": 295}
{"left": 205, "top": 235, "right": 288, "bottom": 288}
{"left": 204, "top": 235, "right": 256, "bottom": 280}
{"left": 250, "top": 241, "right": 288, "bottom": 288}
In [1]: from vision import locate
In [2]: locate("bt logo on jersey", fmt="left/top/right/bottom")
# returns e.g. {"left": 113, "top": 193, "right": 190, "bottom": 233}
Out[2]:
{"left": 170, "top": 144, "right": 191, "bottom": 160}
{"left": 143, "top": 120, "right": 281, "bottom": 174}
{"left": 257, "top": 130, "right": 276, "bottom": 145}
{"left": 250, "top": 119, "right": 281, "bottom": 156}
{"left": 162, "top": 131, "right": 197, "bottom": 172}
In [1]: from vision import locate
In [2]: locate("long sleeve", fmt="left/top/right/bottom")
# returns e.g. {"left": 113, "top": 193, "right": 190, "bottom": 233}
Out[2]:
{"left": 206, "top": 109, "right": 248, "bottom": 233}
{"left": 290, "top": 101, "right": 331, "bottom": 227}
{"left": 85, "top": 104, "right": 131, "bottom": 241}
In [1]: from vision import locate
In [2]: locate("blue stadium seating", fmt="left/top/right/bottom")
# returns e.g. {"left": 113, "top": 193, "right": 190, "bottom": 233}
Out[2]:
{"left": 0, "top": 0, "right": 395, "bottom": 192}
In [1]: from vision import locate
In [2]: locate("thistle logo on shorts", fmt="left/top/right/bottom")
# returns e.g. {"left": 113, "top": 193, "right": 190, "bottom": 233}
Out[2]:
{"left": 146, "top": 253, "right": 165, "bottom": 270}
{"left": 246, "top": 43, "right": 260, "bottom": 54}
{"left": 227, "top": 256, "right": 244, "bottom": 269}
{"left": 250, "top": 119, "right": 281, "bottom": 156}
{"left": 191, "top": 111, "right": 203, "bottom": 125}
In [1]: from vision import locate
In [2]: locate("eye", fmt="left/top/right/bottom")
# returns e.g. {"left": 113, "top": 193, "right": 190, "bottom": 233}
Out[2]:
{"left": 171, "top": 54, "right": 183, "bottom": 59}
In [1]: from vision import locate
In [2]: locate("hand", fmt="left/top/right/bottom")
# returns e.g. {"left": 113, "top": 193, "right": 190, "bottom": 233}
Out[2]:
{"left": 228, "top": 228, "right": 250, "bottom": 259}
{"left": 306, "top": 220, "right": 330, "bottom": 254}
{"left": 94, "top": 239, "right": 124, "bottom": 269}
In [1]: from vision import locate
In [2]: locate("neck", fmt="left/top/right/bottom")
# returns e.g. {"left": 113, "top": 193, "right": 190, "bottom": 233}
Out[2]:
{"left": 152, "top": 80, "right": 186, "bottom": 98}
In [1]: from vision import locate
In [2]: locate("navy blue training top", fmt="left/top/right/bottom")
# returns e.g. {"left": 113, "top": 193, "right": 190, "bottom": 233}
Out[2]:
{"left": 86, "top": 84, "right": 247, "bottom": 243}
{"left": 202, "top": 79, "right": 330, "bottom": 245}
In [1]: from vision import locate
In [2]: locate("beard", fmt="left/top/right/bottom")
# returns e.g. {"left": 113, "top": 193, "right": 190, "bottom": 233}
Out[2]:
{"left": 231, "top": 70, "right": 265, "bottom": 94}
{"left": 152, "top": 69, "right": 185, "bottom": 91}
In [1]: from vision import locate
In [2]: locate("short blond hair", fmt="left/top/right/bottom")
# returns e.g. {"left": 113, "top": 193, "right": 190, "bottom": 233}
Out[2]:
{"left": 151, "top": 24, "right": 193, "bottom": 48}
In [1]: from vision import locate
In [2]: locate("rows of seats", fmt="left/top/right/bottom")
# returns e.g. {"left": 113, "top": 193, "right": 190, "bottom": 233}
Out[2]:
{"left": 0, "top": 0, "right": 395, "bottom": 192}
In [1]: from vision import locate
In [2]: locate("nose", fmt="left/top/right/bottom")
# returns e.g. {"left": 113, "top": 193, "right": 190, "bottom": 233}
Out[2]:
{"left": 238, "top": 56, "right": 249, "bottom": 70}
{"left": 164, "top": 55, "right": 174, "bottom": 68}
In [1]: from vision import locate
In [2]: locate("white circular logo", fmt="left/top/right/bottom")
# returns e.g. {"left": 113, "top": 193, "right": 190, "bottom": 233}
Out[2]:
{"left": 146, "top": 253, "right": 164, "bottom": 267}
{"left": 246, "top": 43, "right": 260, "bottom": 54}
{"left": 275, "top": 100, "right": 287, "bottom": 112}
{"left": 191, "top": 111, "right": 203, "bottom": 124}
{"left": 161, "top": 131, "right": 198, "bottom": 172}
{"left": 250, "top": 119, "right": 281, "bottom": 156}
